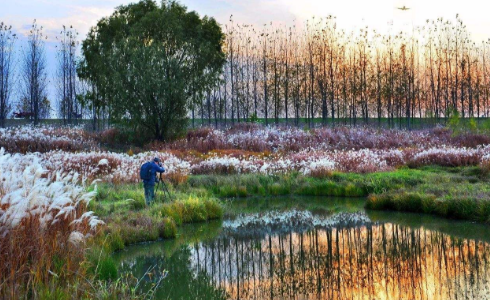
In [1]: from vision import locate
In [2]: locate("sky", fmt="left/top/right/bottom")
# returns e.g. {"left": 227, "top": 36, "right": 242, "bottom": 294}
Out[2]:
{"left": 3, "top": 0, "right": 490, "bottom": 40}
{"left": 2, "top": 0, "right": 490, "bottom": 108}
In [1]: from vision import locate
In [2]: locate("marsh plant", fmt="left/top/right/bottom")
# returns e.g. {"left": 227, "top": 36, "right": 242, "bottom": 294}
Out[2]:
{"left": 0, "top": 149, "right": 103, "bottom": 298}
{"left": 3, "top": 125, "right": 490, "bottom": 185}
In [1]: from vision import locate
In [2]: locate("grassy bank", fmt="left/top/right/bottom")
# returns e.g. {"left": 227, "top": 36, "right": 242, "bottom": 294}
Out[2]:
{"left": 178, "top": 166, "right": 490, "bottom": 223}
{"left": 84, "top": 183, "right": 223, "bottom": 284}
{"left": 365, "top": 166, "right": 490, "bottom": 222}
{"left": 182, "top": 169, "right": 426, "bottom": 198}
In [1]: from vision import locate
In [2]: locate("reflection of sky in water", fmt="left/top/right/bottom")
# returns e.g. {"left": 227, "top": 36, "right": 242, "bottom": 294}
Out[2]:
{"left": 114, "top": 204, "right": 490, "bottom": 300}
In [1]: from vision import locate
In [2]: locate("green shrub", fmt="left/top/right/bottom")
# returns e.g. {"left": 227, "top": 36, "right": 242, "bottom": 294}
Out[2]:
{"left": 204, "top": 199, "right": 224, "bottom": 220}
{"left": 479, "top": 201, "right": 490, "bottom": 222}
{"left": 157, "top": 196, "right": 223, "bottom": 224}
{"left": 296, "top": 182, "right": 315, "bottom": 196}
{"left": 479, "top": 118, "right": 490, "bottom": 133}
{"left": 469, "top": 118, "right": 478, "bottom": 133}
{"left": 321, "top": 181, "right": 342, "bottom": 196}
{"left": 86, "top": 248, "right": 118, "bottom": 281}
{"left": 96, "top": 185, "right": 111, "bottom": 202}
{"left": 160, "top": 203, "right": 183, "bottom": 225}
{"left": 448, "top": 108, "right": 461, "bottom": 136}
{"left": 394, "top": 193, "right": 422, "bottom": 212}
{"left": 160, "top": 217, "right": 177, "bottom": 238}
{"left": 182, "top": 196, "right": 208, "bottom": 223}
{"left": 366, "top": 191, "right": 489, "bottom": 222}
{"left": 218, "top": 186, "right": 237, "bottom": 198}
{"left": 218, "top": 185, "right": 248, "bottom": 198}
{"left": 187, "top": 176, "right": 218, "bottom": 189}
{"left": 249, "top": 112, "right": 259, "bottom": 123}
{"left": 256, "top": 185, "right": 267, "bottom": 195}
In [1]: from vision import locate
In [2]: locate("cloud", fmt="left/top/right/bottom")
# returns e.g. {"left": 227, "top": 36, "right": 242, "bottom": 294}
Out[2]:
{"left": 1, "top": 1, "right": 124, "bottom": 41}
{"left": 208, "top": 0, "right": 490, "bottom": 41}
{"left": 206, "top": 0, "right": 295, "bottom": 26}
{"left": 4, "top": 0, "right": 490, "bottom": 42}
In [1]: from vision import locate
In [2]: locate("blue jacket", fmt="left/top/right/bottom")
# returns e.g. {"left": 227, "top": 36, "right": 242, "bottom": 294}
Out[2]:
{"left": 143, "top": 162, "right": 166, "bottom": 186}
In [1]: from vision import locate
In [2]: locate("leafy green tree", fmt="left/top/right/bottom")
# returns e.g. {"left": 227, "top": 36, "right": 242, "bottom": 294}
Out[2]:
{"left": 79, "top": 0, "right": 225, "bottom": 140}
{"left": 249, "top": 112, "right": 259, "bottom": 123}
{"left": 447, "top": 109, "right": 461, "bottom": 136}
{"left": 468, "top": 118, "right": 477, "bottom": 133}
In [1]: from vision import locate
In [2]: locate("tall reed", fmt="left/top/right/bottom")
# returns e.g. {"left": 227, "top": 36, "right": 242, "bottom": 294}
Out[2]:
{"left": 0, "top": 148, "right": 103, "bottom": 298}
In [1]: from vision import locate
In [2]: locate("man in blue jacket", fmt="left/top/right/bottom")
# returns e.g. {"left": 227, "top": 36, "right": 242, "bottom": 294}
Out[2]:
{"left": 142, "top": 157, "right": 166, "bottom": 205}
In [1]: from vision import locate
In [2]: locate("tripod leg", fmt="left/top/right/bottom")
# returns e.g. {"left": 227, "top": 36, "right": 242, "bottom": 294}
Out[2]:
{"left": 162, "top": 180, "right": 172, "bottom": 201}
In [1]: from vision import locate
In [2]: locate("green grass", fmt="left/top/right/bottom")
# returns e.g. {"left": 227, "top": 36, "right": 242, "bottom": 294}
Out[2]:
{"left": 364, "top": 166, "right": 490, "bottom": 222}
{"left": 151, "top": 196, "right": 223, "bottom": 225}
{"left": 183, "top": 170, "right": 426, "bottom": 199}
{"left": 181, "top": 167, "right": 490, "bottom": 223}
{"left": 91, "top": 183, "right": 147, "bottom": 217}
{"left": 94, "top": 199, "right": 222, "bottom": 253}
{"left": 86, "top": 183, "right": 224, "bottom": 287}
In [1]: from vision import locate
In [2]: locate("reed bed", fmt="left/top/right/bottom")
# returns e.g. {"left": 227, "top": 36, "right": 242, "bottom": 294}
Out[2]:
{"left": 2, "top": 125, "right": 490, "bottom": 183}
{"left": 0, "top": 149, "right": 102, "bottom": 298}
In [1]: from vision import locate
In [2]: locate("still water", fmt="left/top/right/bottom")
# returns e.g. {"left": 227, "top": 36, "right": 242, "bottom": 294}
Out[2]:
{"left": 113, "top": 197, "right": 490, "bottom": 299}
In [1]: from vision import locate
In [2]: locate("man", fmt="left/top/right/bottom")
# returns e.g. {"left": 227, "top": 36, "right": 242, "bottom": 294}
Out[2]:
{"left": 142, "top": 157, "right": 166, "bottom": 205}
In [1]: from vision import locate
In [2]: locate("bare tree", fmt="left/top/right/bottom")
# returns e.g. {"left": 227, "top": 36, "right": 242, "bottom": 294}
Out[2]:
{"left": 0, "top": 22, "right": 16, "bottom": 128}
{"left": 56, "top": 25, "right": 80, "bottom": 124}
{"left": 209, "top": 15, "right": 490, "bottom": 129}
{"left": 20, "top": 20, "right": 50, "bottom": 125}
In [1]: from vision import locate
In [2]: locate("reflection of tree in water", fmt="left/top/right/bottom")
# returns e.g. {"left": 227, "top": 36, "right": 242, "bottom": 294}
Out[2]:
{"left": 118, "top": 245, "right": 227, "bottom": 300}
{"left": 189, "top": 224, "right": 490, "bottom": 300}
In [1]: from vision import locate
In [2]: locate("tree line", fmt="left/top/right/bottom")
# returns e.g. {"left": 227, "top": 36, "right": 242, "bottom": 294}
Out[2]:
{"left": 2, "top": 2, "right": 490, "bottom": 134}
{"left": 202, "top": 15, "right": 490, "bottom": 129}
{"left": 0, "top": 20, "right": 84, "bottom": 126}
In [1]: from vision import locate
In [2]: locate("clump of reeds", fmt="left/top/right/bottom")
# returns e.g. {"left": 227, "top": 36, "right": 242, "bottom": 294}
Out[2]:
{"left": 0, "top": 148, "right": 103, "bottom": 298}
{"left": 155, "top": 196, "right": 223, "bottom": 225}
{"left": 0, "top": 125, "right": 98, "bottom": 154}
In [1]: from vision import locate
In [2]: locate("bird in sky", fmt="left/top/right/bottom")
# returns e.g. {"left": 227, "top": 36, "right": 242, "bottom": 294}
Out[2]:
{"left": 397, "top": 6, "right": 410, "bottom": 11}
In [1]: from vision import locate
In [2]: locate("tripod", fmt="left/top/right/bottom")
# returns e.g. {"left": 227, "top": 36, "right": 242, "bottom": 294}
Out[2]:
{"left": 156, "top": 173, "right": 173, "bottom": 201}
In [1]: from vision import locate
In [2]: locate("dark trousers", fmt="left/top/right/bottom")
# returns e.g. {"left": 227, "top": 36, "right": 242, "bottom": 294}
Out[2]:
{"left": 144, "top": 183, "right": 155, "bottom": 205}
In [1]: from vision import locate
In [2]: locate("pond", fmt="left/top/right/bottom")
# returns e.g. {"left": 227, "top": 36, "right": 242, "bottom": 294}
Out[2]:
{"left": 113, "top": 197, "right": 490, "bottom": 300}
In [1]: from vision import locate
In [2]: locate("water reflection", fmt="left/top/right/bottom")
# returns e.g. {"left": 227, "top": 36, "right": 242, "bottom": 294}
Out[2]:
{"left": 189, "top": 223, "right": 490, "bottom": 300}
{"left": 114, "top": 209, "right": 490, "bottom": 299}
